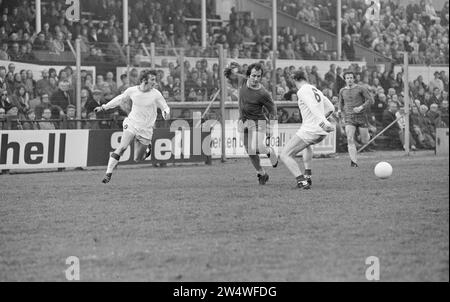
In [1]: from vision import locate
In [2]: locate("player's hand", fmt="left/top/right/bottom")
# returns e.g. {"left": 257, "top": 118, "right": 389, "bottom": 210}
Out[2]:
{"left": 319, "top": 121, "right": 334, "bottom": 133}
{"left": 94, "top": 106, "right": 104, "bottom": 113}
{"left": 224, "top": 62, "right": 240, "bottom": 79}
{"left": 162, "top": 109, "right": 170, "bottom": 120}
{"left": 353, "top": 106, "right": 363, "bottom": 113}
{"left": 224, "top": 67, "right": 232, "bottom": 79}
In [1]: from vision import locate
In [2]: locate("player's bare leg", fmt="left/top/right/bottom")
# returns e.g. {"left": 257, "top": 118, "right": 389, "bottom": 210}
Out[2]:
{"left": 280, "top": 135, "right": 310, "bottom": 189}
{"left": 103, "top": 130, "right": 135, "bottom": 183}
{"left": 345, "top": 125, "right": 358, "bottom": 167}
{"left": 256, "top": 125, "right": 278, "bottom": 168}
{"left": 303, "top": 145, "right": 313, "bottom": 186}
{"left": 359, "top": 127, "right": 370, "bottom": 150}
{"left": 133, "top": 139, "right": 150, "bottom": 162}
{"left": 244, "top": 128, "right": 268, "bottom": 185}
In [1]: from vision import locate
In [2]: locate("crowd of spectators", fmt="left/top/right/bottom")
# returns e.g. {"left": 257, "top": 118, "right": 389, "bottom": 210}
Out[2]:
{"left": 0, "top": 61, "right": 127, "bottom": 130}
{"left": 1, "top": 57, "right": 448, "bottom": 151}
{"left": 1, "top": 0, "right": 448, "bottom": 63}
{"left": 0, "top": 0, "right": 448, "bottom": 151}
{"left": 0, "top": 0, "right": 345, "bottom": 62}
{"left": 263, "top": 0, "right": 449, "bottom": 64}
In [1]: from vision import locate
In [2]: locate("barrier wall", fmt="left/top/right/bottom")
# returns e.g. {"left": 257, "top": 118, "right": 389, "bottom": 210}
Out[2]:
{"left": 0, "top": 130, "right": 88, "bottom": 169}
{"left": 210, "top": 122, "right": 336, "bottom": 158}
{"left": 0, "top": 123, "right": 336, "bottom": 170}
{"left": 436, "top": 128, "right": 449, "bottom": 156}
{"left": 0, "top": 128, "right": 210, "bottom": 170}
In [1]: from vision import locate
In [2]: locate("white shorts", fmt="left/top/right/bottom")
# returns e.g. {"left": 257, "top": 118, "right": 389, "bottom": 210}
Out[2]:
{"left": 123, "top": 117, "right": 153, "bottom": 145}
{"left": 296, "top": 128, "right": 326, "bottom": 145}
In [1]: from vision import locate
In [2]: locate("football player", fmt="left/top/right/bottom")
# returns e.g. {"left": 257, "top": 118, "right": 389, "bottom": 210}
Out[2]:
{"left": 338, "top": 71, "right": 374, "bottom": 167}
{"left": 94, "top": 69, "right": 170, "bottom": 183}
{"left": 224, "top": 62, "right": 278, "bottom": 185}
{"left": 280, "top": 71, "right": 335, "bottom": 189}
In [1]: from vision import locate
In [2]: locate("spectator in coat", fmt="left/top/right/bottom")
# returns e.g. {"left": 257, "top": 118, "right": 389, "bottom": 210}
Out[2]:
{"left": 50, "top": 80, "right": 73, "bottom": 113}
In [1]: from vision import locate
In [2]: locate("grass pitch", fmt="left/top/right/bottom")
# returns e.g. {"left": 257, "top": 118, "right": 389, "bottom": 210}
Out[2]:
{"left": 0, "top": 151, "right": 448, "bottom": 281}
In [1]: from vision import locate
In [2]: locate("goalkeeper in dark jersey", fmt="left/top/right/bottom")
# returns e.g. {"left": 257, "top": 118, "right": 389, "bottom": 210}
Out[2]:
{"left": 225, "top": 62, "right": 278, "bottom": 185}
{"left": 338, "top": 71, "right": 374, "bottom": 167}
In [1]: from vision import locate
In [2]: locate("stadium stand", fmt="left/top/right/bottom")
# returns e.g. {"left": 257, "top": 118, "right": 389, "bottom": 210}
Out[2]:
{"left": 0, "top": 0, "right": 448, "bottom": 152}
{"left": 257, "top": 0, "right": 449, "bottom": 64}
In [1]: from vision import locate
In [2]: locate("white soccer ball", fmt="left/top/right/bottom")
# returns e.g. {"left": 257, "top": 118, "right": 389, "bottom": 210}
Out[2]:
{"left": 374, "top": 161, "right": 393, "bottom": 179}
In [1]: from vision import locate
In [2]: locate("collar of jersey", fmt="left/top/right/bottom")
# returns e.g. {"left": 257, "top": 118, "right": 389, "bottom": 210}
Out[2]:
{"left": 246, "top": 82, "right": 262, "bottom": 90}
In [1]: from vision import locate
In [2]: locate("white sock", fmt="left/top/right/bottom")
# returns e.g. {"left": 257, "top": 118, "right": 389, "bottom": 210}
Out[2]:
{"left": 348, "top": 144, "right": 357, "bottom": 163}
{"left": 106, "top": 155, "right": 119, "bottom": 174}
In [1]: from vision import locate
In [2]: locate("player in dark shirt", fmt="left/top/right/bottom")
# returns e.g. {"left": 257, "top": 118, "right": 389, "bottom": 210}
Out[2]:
{"left": 225, "top": 62, "right": 278, "bottom": 185}
{"left": 338, "top": 71, "right": 374, "bottom": 167}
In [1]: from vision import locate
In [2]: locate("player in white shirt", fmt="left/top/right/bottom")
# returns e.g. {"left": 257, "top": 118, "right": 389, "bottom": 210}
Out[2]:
{"left": 280, "top": 71, "right": 335, "bottom": 189}
{"left": 94, "top": 69, "right": 170, "bottom": 183}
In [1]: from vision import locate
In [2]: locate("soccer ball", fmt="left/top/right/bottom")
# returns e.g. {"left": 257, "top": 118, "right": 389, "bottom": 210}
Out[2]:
{"left": 374, "top": 162, "right": 393, "bottom": 179}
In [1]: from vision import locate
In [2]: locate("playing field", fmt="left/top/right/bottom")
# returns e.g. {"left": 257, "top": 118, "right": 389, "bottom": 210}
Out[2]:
{"left": 0, "top": 151, "right": 448, "bottom": 281}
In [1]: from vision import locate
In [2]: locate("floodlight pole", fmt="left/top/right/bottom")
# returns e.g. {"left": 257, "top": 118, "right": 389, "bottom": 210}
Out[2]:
{"left": 219, "top": 44, "right": 227, "bottom": 162}
{"left": 180, "top": 49, "right": 185, "bottom": 102}
{"left": 337, "top": 0, "right": 342, "bottom": 60}
{"left": 76, "top": 38, "right": 82, "bottom": 129}
{"left": 36, "top": 0, "right": 41, "bottom": 34}
{"left": 201, "top": 0, "right": 207, "bottom": 48}
{"left": 123, "top": 0, "right": 130, "bottom": 82}
{"left": 403, "top": 52, "right": 410, "bottom": 155}
{"left": 272, "top": 0, "right": 277, "bottom": 100}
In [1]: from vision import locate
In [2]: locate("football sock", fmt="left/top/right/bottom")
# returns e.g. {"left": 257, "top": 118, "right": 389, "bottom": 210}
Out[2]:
{"left": 249, "top": 154, "right": 263, "bottom": 173}
{"left": 106, "top": 153, "right": 120, "bottom": 174}
{"left": 304, "top": 169, "right": 312, "bottom": 178}
{"left": 348, "top": 143, "right": 357, "bottom": 163}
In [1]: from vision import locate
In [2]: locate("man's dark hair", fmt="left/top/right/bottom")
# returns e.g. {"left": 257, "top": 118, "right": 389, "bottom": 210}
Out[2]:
{"left": 343, "top": 71, "right": 355, "bottom": 78}
{"left": 120, "top": 73, "right": 127, "bottom": 81}
{"left": 139, "top": 69, "right": 158, "bottom": 83}
{"left": 246, "top": 63, "right": 264, "bottom": 77}
{"left": 292, "top": 70, "right": 308, "bottom": 82}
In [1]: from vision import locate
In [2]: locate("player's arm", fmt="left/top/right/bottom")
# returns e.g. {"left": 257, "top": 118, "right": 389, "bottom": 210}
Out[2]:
{"left": 304, "top": 89, "right": 334, "bottom": 132}
{"left": 224, "top": 61, "right": 241, "bottom": 79}
{"left": 323, "top": 96, "right": 335, "bottom": 119}
{"left": 337, "top": 89, "right": 344, "bottom": 116}
{"left": 94, "top": 88, "right": 131, "bottom": 112}
{"left": 156, "top": 91, "right": 170, "bottom": 120}
{"left": 354, "top": 86, "right": 374, "bottom": 113}
{"left": 361, "top": 86, "right": 374, "bottom": 108}
{"left": 261, "top": 91, "right": 277, "bottom": 121}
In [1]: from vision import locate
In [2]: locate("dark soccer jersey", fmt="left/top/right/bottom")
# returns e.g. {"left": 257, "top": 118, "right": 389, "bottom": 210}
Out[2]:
{"left": 338, "top": 85, "right": 373, "bottom": 114}
{"left": 239, "top": 81, "right": 276, "bottom": 121}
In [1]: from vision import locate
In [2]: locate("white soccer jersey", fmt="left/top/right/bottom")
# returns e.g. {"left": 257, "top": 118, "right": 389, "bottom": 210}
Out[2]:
{"left": 297, "top": 84, "right": 334, "bottom": 134}
{"left": 103, "top": 86, "right": 170, "bottom": 130}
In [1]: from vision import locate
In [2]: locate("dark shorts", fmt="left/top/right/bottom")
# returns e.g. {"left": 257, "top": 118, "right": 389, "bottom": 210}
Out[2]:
{"left": 345, "top": 113, "right": 368, "bottom": 128}
{"left": 239, "top": 119, "right": 267, "bottom": 133}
